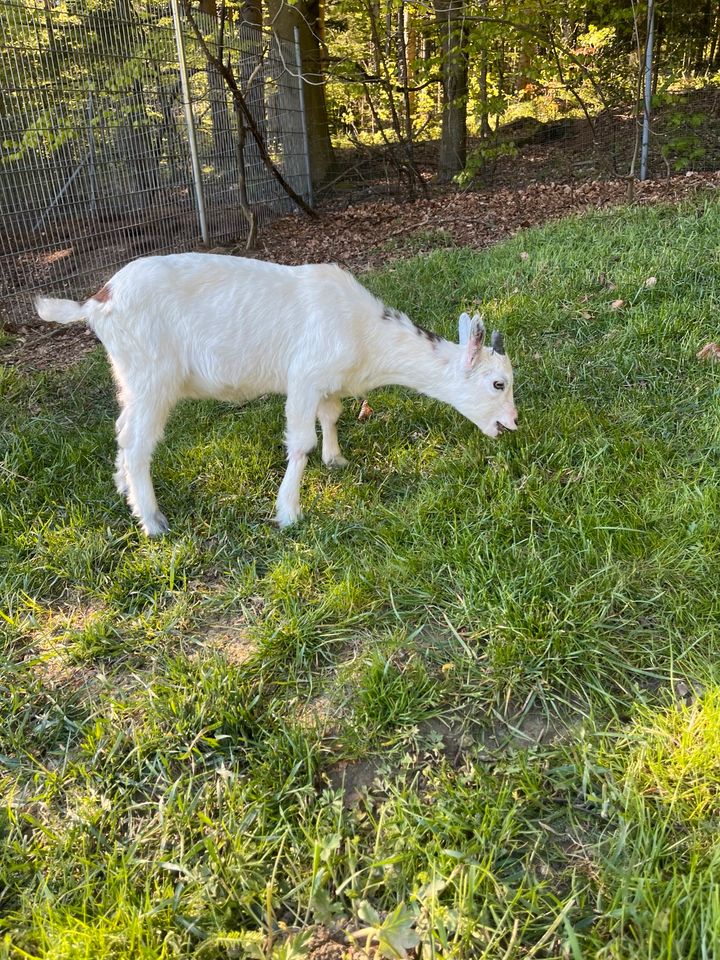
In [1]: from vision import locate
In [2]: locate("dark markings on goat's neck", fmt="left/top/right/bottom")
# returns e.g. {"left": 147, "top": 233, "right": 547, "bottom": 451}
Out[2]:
{"left": 382, "top": 305, "right": 404, "bottom": 324}
{"left": 414, "top": 323, "right": 442, "bottom": 344}
{"left": 382, "top": 304, "right": 442, "bottom": 346}
{"left": 89, "top": 284, "right": 111, "bottom": 304}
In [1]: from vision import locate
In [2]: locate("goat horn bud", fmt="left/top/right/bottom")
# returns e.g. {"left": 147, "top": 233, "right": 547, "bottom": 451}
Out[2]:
{"left": 491, "top": 330, "right": 505, "bottom": 355}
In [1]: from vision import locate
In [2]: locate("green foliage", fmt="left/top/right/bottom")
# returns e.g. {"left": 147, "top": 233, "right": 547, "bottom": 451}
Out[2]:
{"left": 455, "top": 141, "right": 517, "bottom": 186}
{"left": 0, "top": 0, "right": 179, "bottom": 165}
{"left": 620, "top": 689, "right": 720, "bottom": 822}
{"left": 654, "top": 92, "right": 711, "bottom": 171}
{"left": 3, "top": 0, "right": 718, "bottom": 182}
{"left": 355, "top": 901, "right": 420, "bottom": 958}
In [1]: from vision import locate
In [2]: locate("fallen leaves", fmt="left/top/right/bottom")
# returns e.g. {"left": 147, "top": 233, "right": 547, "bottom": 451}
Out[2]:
{"left": 697, "top": 342, "right": 720, "bottom": 361}
{"left": 597, "top": 272, "right": 616, "bottom": 291}
{"left": 255, "top": 173, "right": 719, "bottom": 281}
{"left": 610, "top": 298, "right": 625, "bottom": 310}
{"left": 357, "top": 399, "right": 374, "bottom": 421}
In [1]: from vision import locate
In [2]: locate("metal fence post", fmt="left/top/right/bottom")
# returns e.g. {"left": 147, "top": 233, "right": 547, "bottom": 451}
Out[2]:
{"left": 293, "top": 26, "right": 314, "bottom": 207}
{"left": 640, "top": 0, "right": 655, "bottom": 181}
{"left": 87, "top": 90, "right": 97, "bottom": 214}
{"left": 170, "top": 0, "right": 210, "bottom": 244}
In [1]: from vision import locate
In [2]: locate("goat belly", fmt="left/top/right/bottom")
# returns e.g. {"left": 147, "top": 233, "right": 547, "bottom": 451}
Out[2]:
{"left": 181, "top": 370, "right": 285, "bottom": 403}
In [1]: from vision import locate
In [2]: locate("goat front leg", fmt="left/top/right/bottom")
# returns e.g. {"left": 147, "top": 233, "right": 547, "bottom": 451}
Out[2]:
{"left": 276, "top": 388, "right": 320, "bottom": 528}
{"left": 318, "top": 395, "right": 348, "bottom": 467}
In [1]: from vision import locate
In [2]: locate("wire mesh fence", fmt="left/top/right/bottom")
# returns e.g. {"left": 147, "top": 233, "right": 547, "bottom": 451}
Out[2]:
{"left": 0, "top": 0, "right": 311, "bottom": 326}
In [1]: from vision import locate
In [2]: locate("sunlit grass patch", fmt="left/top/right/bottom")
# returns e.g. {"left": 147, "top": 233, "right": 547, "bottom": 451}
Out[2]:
{"left": 348, "top": 648, "right": 441, "bottom": 746}
{"left": 619, "top": 688, "right": 720, "bottom": 823}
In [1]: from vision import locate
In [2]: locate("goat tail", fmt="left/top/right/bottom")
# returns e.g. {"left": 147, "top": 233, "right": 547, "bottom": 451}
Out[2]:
{"left": 34, "top": 296, "right": 90, "bottom": 326}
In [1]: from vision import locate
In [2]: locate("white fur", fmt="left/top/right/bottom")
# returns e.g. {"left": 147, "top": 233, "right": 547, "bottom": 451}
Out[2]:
{"left": 35, "top": 253, "right": 518, "bottom": 535}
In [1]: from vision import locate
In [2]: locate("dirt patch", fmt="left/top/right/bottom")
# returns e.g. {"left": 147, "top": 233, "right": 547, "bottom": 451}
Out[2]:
{"left": 17, "top": 600, "right": 140, "bottom": 696}
{"left": 326, "top": 756, "right": 387, "bottom": 809}
{"left": 3, "top": 171, "right": 717, "bottom": 373}
{"left": 2, "top": 323, "right": 98, "bottom": 373}
{"left": 418, "top": 714, "right": 481, "bottom": 764}
{"left": 324, "top": 699, "right": 580, "bottom": 809}
{"left": 296, "top": 693, "right": 348, "bottom": 738}
{"left": 34, "top": 651, "right": 99, "bottom": 693}
{"left": 252, "top": 172, "right": 719, "bottom": 273}
{"left": 308, "top": 927, "right": 365, "bottom": 960}
{"left": 193, "top": 617, "right": 258, "bottom": 667}
{"left": 418, "top": 700, "right": 579, "bottom": 761}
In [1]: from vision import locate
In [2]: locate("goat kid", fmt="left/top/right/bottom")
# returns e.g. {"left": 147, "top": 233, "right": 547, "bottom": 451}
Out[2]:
{"left": 35, "top": 253, "right": 518, "bottom": 535}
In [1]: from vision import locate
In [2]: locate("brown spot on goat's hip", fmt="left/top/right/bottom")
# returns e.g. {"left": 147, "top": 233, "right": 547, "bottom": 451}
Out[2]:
{"left": 88, "top": 284, "right": 111, "bottom": 304}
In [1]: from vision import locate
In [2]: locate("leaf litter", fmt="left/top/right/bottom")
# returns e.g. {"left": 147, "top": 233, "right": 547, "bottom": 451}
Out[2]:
{"left": 3, "top": 172, "right": 718, "bottom": 372}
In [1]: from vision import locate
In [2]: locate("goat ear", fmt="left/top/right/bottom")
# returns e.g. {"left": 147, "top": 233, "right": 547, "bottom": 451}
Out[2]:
{"left": 458, "top": 312, "right": 472, "bottom": 345}
{"left": 464, "top": 313, "right": 486, "bottom": 368}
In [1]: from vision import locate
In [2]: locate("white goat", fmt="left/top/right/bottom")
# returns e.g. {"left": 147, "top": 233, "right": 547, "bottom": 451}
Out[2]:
{"left": 35, "top": 253, "right": 518, "bottom": 535}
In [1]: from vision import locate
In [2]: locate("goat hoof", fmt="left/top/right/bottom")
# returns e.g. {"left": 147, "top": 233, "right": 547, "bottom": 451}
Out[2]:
{"left": 275, "top": 507, "right": 302, "bottom": 529}
{"left": 325, "top": 455, "right": 349, "bottom": 468}
{"left": 143, "top": 511, "right": 170, "bottom": 537}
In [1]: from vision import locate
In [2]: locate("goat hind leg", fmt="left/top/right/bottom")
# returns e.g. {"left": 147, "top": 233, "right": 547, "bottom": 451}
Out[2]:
{"left": 276, "top": 389, "right": 320, "bottom": 527}
{"left": 113, "top": 411, "right": 129, "bottom": 495}
{"left": 118, "top": 399, "right": 173, "bottom": 536}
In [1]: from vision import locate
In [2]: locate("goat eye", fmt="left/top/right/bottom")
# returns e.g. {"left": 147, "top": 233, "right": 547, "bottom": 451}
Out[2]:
{"left": 493, "top": 380, "right": 505, "bottom": 391}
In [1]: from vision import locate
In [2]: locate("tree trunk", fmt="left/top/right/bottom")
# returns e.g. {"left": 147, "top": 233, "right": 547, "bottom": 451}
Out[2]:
{"left": 653, "top": 14, "right": 665, "bottom": 95}
{"left": 397, "top": 3, "right": 413, "bottom": 143}
{"left": 208, "top": 57, "right": 235, "bottom": 174}
{"left": 433, "top": 0, "right": 468, "bottom": 181}
{"left": 710, "top": 3, "right": 720, "bottom": 68}
{"left": 694, "top": 0, "right": 713, "bottom": 72}
{"left": 118, "top": 79, "right": 161, "bottom": 211}
{"left": 267, "top": 0, "right": 334, "bottom": 187}
{"left": 237, "top": 0, "right": 264, "bottom": 135}
{"left": 479, "top": 56, "right": 490, "bottom": 139}
{"left": 231, "top": 92, "right": 257, "bottom": 248}
{"left": 240, "top": 0, "right": 261, "bottom": 28}
{"left": 196, "top": 0, "right": 232, "bottom": 177}
{"left": 158, "top": 77, "right": 184, "bottom": 162}
{"left": 405, "top": 12, "right": 417, "bottom": 117}
{"left": 515, "top": 38, "right": 535, "bottom": 94}
{"left": 184, "top": 4, "right": 318, "bottom": 218}
{"left": 478, "top": 0, "right": 490, "bottom": 140}
{"left": 496, "top": 37, "right": 506, "bottom": 131}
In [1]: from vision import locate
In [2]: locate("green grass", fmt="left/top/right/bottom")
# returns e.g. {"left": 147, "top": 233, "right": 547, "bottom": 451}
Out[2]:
{"left": 1, "top": 197, "right": 719, "bottom": 958}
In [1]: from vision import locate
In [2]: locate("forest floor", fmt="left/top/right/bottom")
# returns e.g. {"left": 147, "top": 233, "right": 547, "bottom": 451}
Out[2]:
{"left": 2, "top": 166, "right": 718, "bottom": 373}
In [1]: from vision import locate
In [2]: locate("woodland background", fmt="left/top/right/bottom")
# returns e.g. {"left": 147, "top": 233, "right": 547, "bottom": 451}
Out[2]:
{"left": 1, "top": 0, "right": 719, "bottom": 358}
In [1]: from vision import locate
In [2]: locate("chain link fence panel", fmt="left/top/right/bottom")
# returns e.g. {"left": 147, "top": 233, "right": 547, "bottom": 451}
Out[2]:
{"left": 0, "top": 0, "right": 310, "bottom": 327}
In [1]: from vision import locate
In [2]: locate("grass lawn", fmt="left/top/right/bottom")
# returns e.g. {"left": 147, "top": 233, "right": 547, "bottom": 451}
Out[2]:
{"left": 1, "top": 197, "right": 719, "bottom": 959}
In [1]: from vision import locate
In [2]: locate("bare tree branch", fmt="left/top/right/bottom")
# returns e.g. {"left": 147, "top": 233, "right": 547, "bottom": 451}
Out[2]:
{"left": 184, "top": 4, "right": 319, "bottom": 220}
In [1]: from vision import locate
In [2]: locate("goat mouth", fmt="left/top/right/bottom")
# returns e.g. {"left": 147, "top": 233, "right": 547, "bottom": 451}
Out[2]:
{"left": 495, "top": 421, "right": 509, "bottom": 435}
